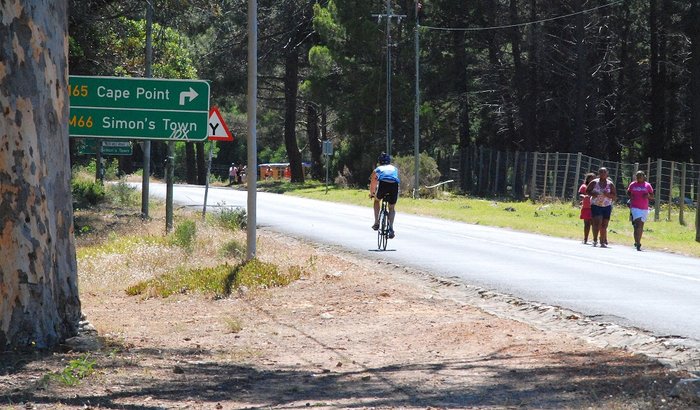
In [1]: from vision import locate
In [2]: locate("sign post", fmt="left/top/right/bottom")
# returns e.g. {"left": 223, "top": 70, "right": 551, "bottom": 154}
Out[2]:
{"left": 203, "top": 107, "right": 234, "bottom": 219}
{"left": 68, "top": 76, "right": 210, "bottom": 141}
{"left": 322, "top": 140, "right": 333, "bottom": 194}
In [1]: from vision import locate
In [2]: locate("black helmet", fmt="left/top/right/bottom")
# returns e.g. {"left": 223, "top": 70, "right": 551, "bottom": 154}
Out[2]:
{"left": 378, "top": 152, "right": 391, "bottom": 165}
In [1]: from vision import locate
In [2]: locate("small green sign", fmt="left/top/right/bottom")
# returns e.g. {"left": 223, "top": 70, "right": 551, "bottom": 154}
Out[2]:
{"left": 69, "top": 76, "right": 210, "bottom": 141}
{"left": 78, "top": 139, "right": 133, "bottom": 156}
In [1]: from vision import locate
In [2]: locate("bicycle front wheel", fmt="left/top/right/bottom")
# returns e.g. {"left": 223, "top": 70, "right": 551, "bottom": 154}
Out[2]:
{"left": 377, "top": 204, "right": 388, "bottom": 250}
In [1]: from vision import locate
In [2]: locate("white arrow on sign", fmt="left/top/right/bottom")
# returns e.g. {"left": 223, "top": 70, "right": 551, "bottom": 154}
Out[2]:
{"left": 179, "top": 87, "right": 199, "bottom": 105}
{"left": 207, "top": 106, "right": 233, "bottom": 141}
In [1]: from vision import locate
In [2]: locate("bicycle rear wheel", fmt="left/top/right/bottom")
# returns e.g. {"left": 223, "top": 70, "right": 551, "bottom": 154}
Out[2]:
{"left": 377, "top": 201, "right": 388, "bottom": 250}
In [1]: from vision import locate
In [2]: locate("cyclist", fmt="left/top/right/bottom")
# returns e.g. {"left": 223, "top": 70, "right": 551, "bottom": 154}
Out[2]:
{"left": 370, "top": 152, "right": 400, "bottom": 239}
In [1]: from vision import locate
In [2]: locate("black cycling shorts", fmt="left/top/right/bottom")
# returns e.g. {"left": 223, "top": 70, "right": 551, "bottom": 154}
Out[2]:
{"left": 376, "top": 181, "right": 399, "bottom": 205}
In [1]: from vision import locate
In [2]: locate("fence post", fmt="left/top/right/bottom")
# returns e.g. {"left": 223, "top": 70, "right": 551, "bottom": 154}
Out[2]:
{"left": 543, "top": 152, "right": 549, "bottom": 198}
{"left": 551, "top": 152, "right": 559, "bottom": 197}
{"left": 655, "top": 159, "right": 662, "bottom": 221}
{"left": 530, "top": 152, "right": 538, "bottom": 200}
{"left": 680, "top": 162, "right": 686, "bottom": 225}
{"left": 668, "top": 161, "right": 675, "bottom": 221}
{"left": 511, "top": 151, "right": 522, "bottom": 199}
{"left": 696, "top": 173, "right": 700, "bottom": 242}
{"left": 494, "top": 150, "right": 500, "bottom": 195}
{"left": 572, "top": 152, "right": 582, "bottom": 205}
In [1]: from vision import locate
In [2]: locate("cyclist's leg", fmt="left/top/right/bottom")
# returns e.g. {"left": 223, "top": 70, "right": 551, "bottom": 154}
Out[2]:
{"left": 373, "top": 198, "right": 380, "bottom": 229}
{"left": 387, "top": 183, "right": 398, "bottom": 237}
{"left": 373, "top": 182, "right": 388, "bottom": 229}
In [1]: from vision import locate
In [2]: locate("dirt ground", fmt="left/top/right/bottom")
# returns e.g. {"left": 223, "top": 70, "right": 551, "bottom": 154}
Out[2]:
{"left": 2, "top": 209, "right": 700, "bottom": 409}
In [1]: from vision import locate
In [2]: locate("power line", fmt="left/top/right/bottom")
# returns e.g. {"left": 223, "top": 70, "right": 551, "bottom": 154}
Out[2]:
{"left": 421, "top": 0, "right": 623, "bottom": 32}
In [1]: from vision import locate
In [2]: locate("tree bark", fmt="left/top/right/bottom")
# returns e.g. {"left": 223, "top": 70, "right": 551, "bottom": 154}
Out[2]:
{"left": 284, "top": 48, "right": 304, "bottom": 183}
{"left": 0, "top": 0, "right": 81, "bottom": 349}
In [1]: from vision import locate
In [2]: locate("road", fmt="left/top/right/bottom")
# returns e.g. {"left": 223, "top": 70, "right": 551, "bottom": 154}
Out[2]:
{"left": 141, "top": 182, "right": 700, "bottom": 341}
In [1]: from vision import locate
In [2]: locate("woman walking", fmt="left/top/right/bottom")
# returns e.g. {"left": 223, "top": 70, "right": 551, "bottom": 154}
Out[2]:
{"left": 586, "top": 167, "right": 617, "bottom": 248}
{"left": 627, "top": 171, "right": 654, "bottom": 251}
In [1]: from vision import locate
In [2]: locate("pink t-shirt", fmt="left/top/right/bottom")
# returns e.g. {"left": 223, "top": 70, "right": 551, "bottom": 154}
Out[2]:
{"left": 579, "top": 184, "right": 591, "bottom": 209}
{"left": 627, "top": 181, "right": 653, "bottom": 210}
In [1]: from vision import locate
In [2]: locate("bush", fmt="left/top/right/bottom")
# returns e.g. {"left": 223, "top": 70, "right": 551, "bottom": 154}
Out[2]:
{"left": 106, "top": 179, "right": 139, "bottom": 206}
{"left": 170, "top": 219, "right": 197, "bottom": 252}
{"left": 220, "top": 239, "right": 246, "bottom": 258}
{"left": 217, "top": 206, "right": 247, "bottom": 230}
{"left": 334, "top": 165, "right": 352, "bottom": 188}
{"left": 72, "top": 179, "right": 106, "bottom": 208}
{"left": 394, "top": 153, "right": 441, "bottom": 197}
{"left": 231, "top": 258, "right": 298, "bottom": 290}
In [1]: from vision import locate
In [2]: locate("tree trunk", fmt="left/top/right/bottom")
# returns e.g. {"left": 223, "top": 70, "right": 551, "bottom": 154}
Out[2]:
{"left": 688, "top": 0, "right": 700, "bottom": 164}
{"left": 454, "top": 31, "right": 472, "bottom": 193}
{"left": 572, "top": 1, "right": 587, "bottom": 154}
{"left": 526, "top": 0, "right": 540, "bottom": 150}
{"left": 284, "top": 49, "right": 304, "bottom": 183}
{"left": 510, "top": 0, "right": 535, "bottom": 151}
{"left": 648, "top": 0, "right": 666, "bottom": 157}
{"left": 0, "top": 0, "right": 81, "bottom": 349}
{"left": 185, "top": 143, "right": 197, "bottom": 184}
{"left": 307, "top": 104, "right": 323, "bottom": 180}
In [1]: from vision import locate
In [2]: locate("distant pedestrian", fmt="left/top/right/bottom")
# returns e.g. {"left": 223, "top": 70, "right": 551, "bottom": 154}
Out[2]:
{"left": 579, "top": 172, "right": 596, "bottom": 244}
{"left": 586, "top": 167, "right": 617, "bottom": 248}
{"left": 627, "top": 170, "right": 654, "bottom": 251}
{"left": 229, "top": 163, "right": 238, "bottom": 186}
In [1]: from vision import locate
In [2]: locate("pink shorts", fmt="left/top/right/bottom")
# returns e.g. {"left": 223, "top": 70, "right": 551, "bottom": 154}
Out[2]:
{"left": 580, "top": 208, "right": 592, "bottom": 220}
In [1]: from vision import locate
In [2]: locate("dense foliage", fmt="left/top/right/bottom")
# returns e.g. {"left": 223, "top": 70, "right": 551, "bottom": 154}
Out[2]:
{"left": 68, "top": 0, "right": 700, "bottom": 188}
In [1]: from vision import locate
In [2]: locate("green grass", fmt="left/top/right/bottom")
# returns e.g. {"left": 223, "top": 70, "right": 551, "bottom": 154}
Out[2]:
{"left": 285, "top": 185, "right": 700, "bottom": 258}
{"left": 44, "top": 354, "right": 96, "bottom": 386}
{"left": 125, "top": 259, "right": 302, "bottom": 299}
{"left": 77, "top": 235, "right": 167, "bottom": 259}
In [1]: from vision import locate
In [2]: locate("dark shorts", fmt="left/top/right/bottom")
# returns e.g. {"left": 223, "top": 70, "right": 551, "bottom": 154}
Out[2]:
{"left": 376, "top": 181, "right": 399, "bottom": 205}
{"left": 591, "top": 205, "right": 612, "bottom": 219}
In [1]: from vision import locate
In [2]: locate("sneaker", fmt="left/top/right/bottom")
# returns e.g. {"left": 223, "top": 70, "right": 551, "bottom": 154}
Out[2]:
{"left": 635, "top": 243, "right": 641, "bottom": 251}
{"left": 388, "top": 229, "right": 395, "bottom": 239}
{"left": 600, "top": 243, "right": 607, "bottom": 248}
{"left": 372, "top": 223, "right": 379, "bottom": 231}
{"left": 592, "top": 240, "right": 597, "bottom": 247}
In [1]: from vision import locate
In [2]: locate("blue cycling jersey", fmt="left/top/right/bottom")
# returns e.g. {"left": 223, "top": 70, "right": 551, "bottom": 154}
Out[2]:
{"left": 374, "top": 164, "right": 400, "bottom": 183}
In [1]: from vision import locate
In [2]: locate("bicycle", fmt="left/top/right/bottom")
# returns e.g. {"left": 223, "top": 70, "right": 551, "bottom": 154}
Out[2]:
{"left": 377, "top": 196, "right": 390, "bottom": 250}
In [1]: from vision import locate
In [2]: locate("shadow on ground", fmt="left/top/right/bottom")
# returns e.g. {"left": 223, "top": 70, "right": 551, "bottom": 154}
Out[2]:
{"left": 1, "top": 346, "right": 686, "bottom": 409}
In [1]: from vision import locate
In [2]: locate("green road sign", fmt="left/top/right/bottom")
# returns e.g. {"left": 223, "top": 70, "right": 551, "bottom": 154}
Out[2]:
{"left": 77, "top": 139, "right": 133, "bottom": 156}
{"left": 69, "top": 76, "right": 210, "bottom": 141}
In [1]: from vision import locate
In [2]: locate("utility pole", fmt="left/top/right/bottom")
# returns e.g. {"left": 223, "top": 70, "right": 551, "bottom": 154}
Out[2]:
{"left": 141, "top": 0, "right": 153, "bottom": 218}
{"left": 373, "top": 0, "right": 405, "bottom": 157}
{"left": 247, "top": 0, "right": 258, "bottom": 260}
{"left": 413, "top": 0, "right": 420, "bottom": 199}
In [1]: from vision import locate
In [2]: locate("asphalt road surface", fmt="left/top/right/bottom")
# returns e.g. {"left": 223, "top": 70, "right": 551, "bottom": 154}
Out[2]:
{"left": 139, "top": 182, "right": 700, "bottom": 342}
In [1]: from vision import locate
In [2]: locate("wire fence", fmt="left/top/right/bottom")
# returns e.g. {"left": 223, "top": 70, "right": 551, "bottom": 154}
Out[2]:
{"left": 443, "top": 145, "right": 700, "bottom": 238}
